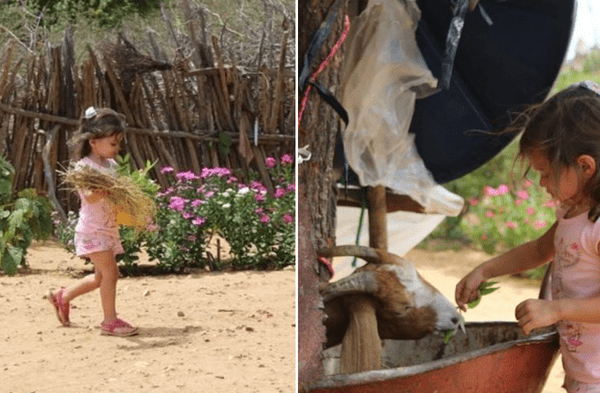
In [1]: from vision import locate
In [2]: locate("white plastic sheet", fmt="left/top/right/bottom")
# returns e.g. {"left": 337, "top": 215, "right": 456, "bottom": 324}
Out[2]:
{"left": 341, "top": 0, "right": 464, "bottom": 216}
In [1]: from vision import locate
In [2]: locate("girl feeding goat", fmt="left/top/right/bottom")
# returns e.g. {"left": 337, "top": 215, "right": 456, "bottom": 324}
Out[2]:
{"left": 456, "top": 81, "right": 600, "bottom": 392}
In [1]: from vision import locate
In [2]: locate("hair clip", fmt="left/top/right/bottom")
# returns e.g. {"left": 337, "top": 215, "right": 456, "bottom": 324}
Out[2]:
{"left": 84, "top": 106, "right": 97, "bottom": 119}
{"left": 572, "top": 80, "right": 600, "bottom": 97}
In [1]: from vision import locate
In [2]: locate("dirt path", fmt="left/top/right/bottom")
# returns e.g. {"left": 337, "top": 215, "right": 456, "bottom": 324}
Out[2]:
{"left": 1, "top": 240, "right": 295, "bottom": 393}
{"left": 334, "top": 207, "right": 565, "bottom": 392}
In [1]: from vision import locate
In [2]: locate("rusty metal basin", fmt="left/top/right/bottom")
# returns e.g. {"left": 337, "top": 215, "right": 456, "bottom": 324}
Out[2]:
{"left": 306, "top": 322, "right": 559, "bottom": 393}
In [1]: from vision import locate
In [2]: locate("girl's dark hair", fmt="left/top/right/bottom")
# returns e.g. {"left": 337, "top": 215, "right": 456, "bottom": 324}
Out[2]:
{"left": 68, "top": 107, "right": 126, "bottom": 161}
{"left": 515, "top": 84, "right": 600, "bottom": 222}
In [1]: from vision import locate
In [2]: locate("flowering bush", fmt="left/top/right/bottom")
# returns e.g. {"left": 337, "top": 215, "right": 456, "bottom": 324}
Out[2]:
{"left": 147, "top": 153, "right": 295, "bottom": 271}
{"left": 460, "top": 178, "right": 556, "bottom": 256}
{"left": 55, "top": 154, "right": 295, "bottom": 273}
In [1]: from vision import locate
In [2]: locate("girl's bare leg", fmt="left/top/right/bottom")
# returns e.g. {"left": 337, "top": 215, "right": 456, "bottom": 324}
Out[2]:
{"left": 91, "top": 250, "right": 119, "bottom": 323}
{"left": 62, "top": 272, "right": 102, "bottom": 303}
{"left": 67, "top": 250, "right": 118, "bottom": 323}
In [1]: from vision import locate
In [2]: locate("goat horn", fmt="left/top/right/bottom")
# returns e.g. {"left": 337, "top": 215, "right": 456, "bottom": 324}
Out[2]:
{"left": 318, "top": 245, "right": 382, "bottom": 264}
{"left": 321, "top": 271, "right": 379, "bottom": 302}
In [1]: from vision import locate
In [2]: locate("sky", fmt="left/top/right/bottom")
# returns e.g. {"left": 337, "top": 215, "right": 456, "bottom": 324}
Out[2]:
{"left": 566, "top": 0, "right": 600, "bottom": 60}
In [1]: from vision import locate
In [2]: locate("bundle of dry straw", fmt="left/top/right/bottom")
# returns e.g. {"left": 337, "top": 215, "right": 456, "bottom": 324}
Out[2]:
{"left": 62, "top": 165, "right": 155, "bottom": 230}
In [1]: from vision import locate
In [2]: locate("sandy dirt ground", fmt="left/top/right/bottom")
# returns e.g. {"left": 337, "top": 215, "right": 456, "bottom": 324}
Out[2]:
{"left": 0, "top": 240, "right": 295, "bottom": 393}
{"left": 334, "top": 207, "right": 565, "bottom": 393}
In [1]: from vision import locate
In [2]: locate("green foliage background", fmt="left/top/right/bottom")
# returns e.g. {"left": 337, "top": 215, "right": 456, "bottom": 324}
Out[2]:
{"left": 424, "top": 50, "right": 600, "bottom": 277}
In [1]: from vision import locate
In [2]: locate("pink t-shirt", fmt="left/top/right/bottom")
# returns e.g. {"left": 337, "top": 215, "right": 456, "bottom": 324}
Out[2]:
{"left": 74, "top": 157, "right": 122, "bottom": 257}
{"left": 552, "top": 208, "right": 600, "bottom": 383}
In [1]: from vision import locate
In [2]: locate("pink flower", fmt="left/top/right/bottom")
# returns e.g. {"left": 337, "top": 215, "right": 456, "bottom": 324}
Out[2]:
{"left": 497, "top": 184, "right": 509, "bottom": 195}
{"left": 524, "top": 179, "right": 533, "bottom": 188}
{"left": 281, "top": 154, "right": 293, "bottom": 165}
{"left": 181, "top": 212, "right": 193, "bottom": 219}
{"left": 517, "top": 190, "right": 529, "bottom": 200}
{"left": 274, "top": 188, "right": 286, "bottom": 199}
{"left": 469, "top": 197, "right": 479, "bottom": 206}
{"left": 481, "top": 234, "right": 488, "bottom": 241}
{"left": 192, "top": 217, "right": 206, "bottom": 226}
{"left": 485, "top": 211, "right": 495, "bottom": 218}
{"left": 506, "top": 221, "right": 517, "bottom": 229}
{"left": 526, "top": 207, "right": 535, "bottom": 215}
{"left": 283, "top": 214, "right": 294, "bottom": 224}
{"left": 200, "top": 167, "right": 231, "bottom": 178}
{"left": 160, "top": 166, "right": 174, "bottom": 174}
{"left": 544, "top": 200, "right": 557, "bottom": 208}
{"left": 255, "top": 193, "right": 265, "bottom": 202}
{"left": 176, "top": 171, "right": 197, "bottom": 181}
{"left": 483, "top": 186, "right": 497, "bottom": 196}
{"left": 260, "top": 215, "right": 271, "bottom": 223}
{"left": 265, "top": 157, "right": 277, "bottom": 169}
{"left": 286, "top": 184, "right": 296, "bottom": 192}
{"left": 191, "top": 199, "right": 204, "bottom": 207}
{"left": 169, "top": 197, "right": 186, "bottom": 211}
{"left": 533, "top": 220, "right": 548, "bottom": 229}
{"left": 255, "top": 207, "right": 264, "bottom": 215}
{"left": 571, "top": 243, "right": 579, "bottom": 250}
{"left": 515, "top": 199, "right": 523, "bottom": 206}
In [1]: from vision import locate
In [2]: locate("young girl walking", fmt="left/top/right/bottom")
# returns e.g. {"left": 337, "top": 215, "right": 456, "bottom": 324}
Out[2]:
{"left": 48, "top": 106, "right": 138, "bottom": 337}
{"left": 456, "top": 81, "right": 600, "bottom": 392}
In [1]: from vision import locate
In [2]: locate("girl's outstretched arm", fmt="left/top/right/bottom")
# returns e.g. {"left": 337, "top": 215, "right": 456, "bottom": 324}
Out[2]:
{"left": 455, "top": 222, "right": 557, "bottom": 311}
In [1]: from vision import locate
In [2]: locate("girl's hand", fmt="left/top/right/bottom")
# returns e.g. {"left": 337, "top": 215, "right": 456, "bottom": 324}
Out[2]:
{"left": 455, "top": 267, "right": 487, "bottom": 312}
{"left": 82, "top": 189, "right": 110, "bottom": 203}
{"left": 515, "top": 299, "right": 560, "bottom": 335}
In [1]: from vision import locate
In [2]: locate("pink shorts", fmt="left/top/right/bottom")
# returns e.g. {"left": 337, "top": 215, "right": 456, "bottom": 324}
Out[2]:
{"left": 564, "top": 377, "right": 600, "bottom": 393}
{"left": 75, "top": 232, "right": 124, "bottom": 258}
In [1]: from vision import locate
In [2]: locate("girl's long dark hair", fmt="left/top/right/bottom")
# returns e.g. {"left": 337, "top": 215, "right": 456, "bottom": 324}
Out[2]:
{"left": 68, "top": 108, "right": 126, "bottom": 161}
{"left": 515, "top": 85, "right": 600, "bottom": 222}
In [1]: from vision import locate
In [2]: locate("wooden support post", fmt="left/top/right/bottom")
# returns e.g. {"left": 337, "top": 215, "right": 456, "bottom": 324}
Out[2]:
{"left": 367, "top": 185, "right": 388, "bottom": 250}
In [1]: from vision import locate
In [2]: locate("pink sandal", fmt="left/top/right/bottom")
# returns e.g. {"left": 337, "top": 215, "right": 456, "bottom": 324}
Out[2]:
{"left": 47, "top": 288, "right": 70, "bottom": 327}
{"left": 100, "top": 318, "right": 139, "bottom": 337}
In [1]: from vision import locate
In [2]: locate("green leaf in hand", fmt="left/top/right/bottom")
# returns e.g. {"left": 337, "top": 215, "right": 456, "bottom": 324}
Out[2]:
{"left": 468, "top": 281, "right": 500, "bottom": 309}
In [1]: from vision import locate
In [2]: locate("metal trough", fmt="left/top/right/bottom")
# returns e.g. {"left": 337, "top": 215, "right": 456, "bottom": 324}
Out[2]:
{"left": 306, "top": 322, "right": 559, "bottom": 393}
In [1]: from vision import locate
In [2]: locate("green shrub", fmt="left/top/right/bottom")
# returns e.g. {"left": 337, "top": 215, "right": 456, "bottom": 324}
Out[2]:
{"left": 148, "top": 154, "right": 295, "bottom": 271}
{"left": 0, "top": 155, "right": 54, "bottom": 275}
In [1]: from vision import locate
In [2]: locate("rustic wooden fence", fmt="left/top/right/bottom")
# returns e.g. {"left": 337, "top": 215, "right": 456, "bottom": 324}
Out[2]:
{"left": 0, "top": 4, "right": 294, "bottom": 217}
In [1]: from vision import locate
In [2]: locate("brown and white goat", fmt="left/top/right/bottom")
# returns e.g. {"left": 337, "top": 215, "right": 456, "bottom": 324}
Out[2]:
{"left": 319, "top": 245, "right": 461, "bottom": 373}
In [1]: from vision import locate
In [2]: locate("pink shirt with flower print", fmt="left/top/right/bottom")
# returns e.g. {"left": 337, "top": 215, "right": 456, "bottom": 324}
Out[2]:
{"left": 551, "top": 208, "right": 600, "bottom": 383}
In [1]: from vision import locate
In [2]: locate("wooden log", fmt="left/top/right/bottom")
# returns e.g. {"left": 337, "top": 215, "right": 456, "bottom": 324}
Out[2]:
{"left": 0, "top": 40, "right": 17, "bottom": 101}
{"left": 211, "top": 36, "right": 235, "bottom": 130}
{"left": 42, "top": 125, "right": 67, "bottom": 223}
{"left": 101, "top": 53, "right": 135, "bottom": 125}
{"left": 367, "top": 186, "right": 388, "bottom": 250}
{"left": 252, "top": 145, "right": 274, "bottom": 195}
{"left": 0, "top": 102, "right": 294, "bottom": 143}
{"left": 267, "top": 24, "right": 289, "bottom": 133}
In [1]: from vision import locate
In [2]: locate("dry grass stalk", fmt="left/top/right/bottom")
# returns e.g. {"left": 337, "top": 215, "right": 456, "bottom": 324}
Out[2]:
{"left": 61, "top": 165, "right": 155, "bottom": 230}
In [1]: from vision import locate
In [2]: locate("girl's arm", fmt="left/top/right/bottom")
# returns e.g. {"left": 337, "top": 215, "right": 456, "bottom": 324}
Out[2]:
{"left": 516, "top": 296, "right": 600, "bottom": 335}
{"left": 455, "top": 221, "right": 557, "bottom": 311}
{"left": 515, "top": 232, "right": 600, "bottom": 334}
{"left": 80, "top": 189, "right": 109, "bottom": 204}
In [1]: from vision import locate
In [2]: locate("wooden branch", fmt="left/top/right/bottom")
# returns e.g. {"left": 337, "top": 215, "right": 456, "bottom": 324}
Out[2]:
{"left": 42, "top": 125, "right": 67, "bottom": 223}
{"left": 0, "top": 102, "right": 293, "bottom": 142}
{"left": 186, "top": 65, "right": 294, "bottom": 79}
